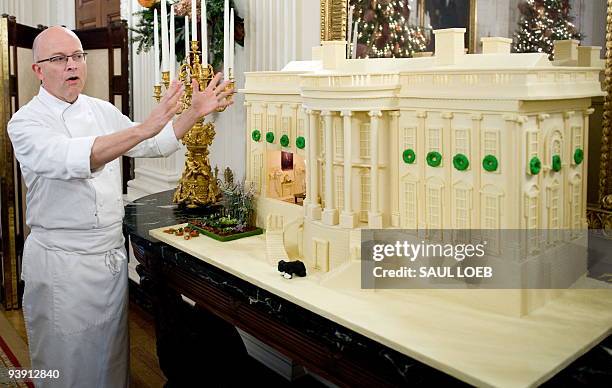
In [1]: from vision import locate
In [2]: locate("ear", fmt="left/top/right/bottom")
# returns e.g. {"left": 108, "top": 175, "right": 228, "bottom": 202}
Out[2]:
{"left": 31, "top": 63, "right": 43, "bottom": 81}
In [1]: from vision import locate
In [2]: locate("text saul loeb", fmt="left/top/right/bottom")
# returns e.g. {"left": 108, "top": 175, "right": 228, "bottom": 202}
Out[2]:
{"left": 372, "top": 266, "right": 493, "bottom": 279}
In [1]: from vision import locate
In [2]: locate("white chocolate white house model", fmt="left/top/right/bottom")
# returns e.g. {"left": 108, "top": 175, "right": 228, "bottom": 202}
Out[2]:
{"left": 241, "top": 29, "right": 604, "bottom": 274}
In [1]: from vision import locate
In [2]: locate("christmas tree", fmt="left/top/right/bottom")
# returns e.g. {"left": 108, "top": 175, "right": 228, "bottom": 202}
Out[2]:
{"left": 352, "top": 0, "right": 427, "bottom": 58}
{"left": 512, "top": 0, "right": 582, "bottom": 59}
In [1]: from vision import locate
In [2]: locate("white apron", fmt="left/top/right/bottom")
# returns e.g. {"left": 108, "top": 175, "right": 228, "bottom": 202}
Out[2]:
{"left": 7, "top": 87, "right": 181, "bottom": 388}
{"left": 21, "top": 224, "right": 128, "bottom": 388}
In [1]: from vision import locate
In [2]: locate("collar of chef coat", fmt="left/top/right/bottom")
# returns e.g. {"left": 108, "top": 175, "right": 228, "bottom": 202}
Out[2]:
{"left": 36, "top": 86, "right": 84, "bottom": 116}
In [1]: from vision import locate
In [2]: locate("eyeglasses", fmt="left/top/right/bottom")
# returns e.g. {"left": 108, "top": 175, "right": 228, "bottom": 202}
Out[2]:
{"left": 36, "top": 52, "right": 88, "bottom": 65}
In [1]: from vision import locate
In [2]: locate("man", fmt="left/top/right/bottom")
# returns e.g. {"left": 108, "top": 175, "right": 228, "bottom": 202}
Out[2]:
{"left": 7, "top": 26, "right": 233, "bottom": 387}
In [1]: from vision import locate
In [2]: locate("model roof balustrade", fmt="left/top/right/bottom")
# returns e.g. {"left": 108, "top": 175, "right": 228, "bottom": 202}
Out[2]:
{"left": 243, "top": 29, "right": 604, "bottom": 103}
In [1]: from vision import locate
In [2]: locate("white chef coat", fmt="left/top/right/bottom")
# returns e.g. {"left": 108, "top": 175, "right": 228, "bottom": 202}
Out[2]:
{"left": 8, "top": 86, "right": 181, "bottom": 388}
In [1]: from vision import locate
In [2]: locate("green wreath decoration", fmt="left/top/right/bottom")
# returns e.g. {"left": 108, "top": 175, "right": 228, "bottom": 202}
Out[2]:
{"left": 574, "top": 148, "right": 584, "bottom": 165}
{"left": 453, "top": 154, "right": 469, "bottom": 171}
{"left": 280, "top": 134, "right": 290, "bottom": 147}
{"left": 296, "top": 136, "right": 306, "bottom": 149}
{"left": 426, "top": 151, "right": 442, "bottom": 167}
{"left": 251, "top": 130, "right": 261, "bottom": 142}
{"left": 266, "top": 131, "right": 275, "bottom": 143}
{"left": 552, "top": 154, "right": 561, "bottom": 172}
{"left": 529, "top": 156, "right": 541, "bottom": 175}
{"left": 482, "top": 155, "right": 498, "bottom": 172}
{"left": 402, "top": 149, "right": 416, "bottom": 164}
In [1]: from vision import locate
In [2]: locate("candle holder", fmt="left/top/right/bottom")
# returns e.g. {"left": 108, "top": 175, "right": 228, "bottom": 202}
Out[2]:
{"left": 216, "top": 67, "right": 235, "bottom": 113}
{"left": 171, "top": 40, "right": 222, "bottom": 208}
{"left": 161, "top": 70, "right": 170, "bottom": 90}
{"left": 153, "top": 84, "right": 162, "bottom": 102}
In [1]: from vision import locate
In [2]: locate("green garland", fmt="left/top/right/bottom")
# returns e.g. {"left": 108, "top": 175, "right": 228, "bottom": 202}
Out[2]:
{"left": 131, "top": 0, "right": 243, "bottom": 71}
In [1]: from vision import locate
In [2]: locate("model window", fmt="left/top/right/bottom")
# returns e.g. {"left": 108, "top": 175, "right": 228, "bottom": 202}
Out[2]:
{"left": 454, "top": 129, "right": 470, "bottom": 156}
{"left": 360, "top": 173, "right": 371, "bottom": 222}
{"left": 527, "top": 130, "right": 539, "bottom": 158}
{"left": 427, "top": 184, "right": 442, "bottom": 229}
{"left": 336, "top": 174, "right": 344, "bottom": 210}
{"left": 402, "top": 179, "right": 417, "bottom": 228}
{"left": 454, "top": 187, "right": 470, "bottom": 229}
{"left": 403, "top": 126, "right": 416, "bottom": 150}
{"left": 335, "top": 121, "right": 344, "bottom": 158}
{"left": 428, "top": 127, "right": 442, "bottom": 152}
{"left": 360, "top": 123, "right": 371, "bottom": 158}
{"left": 571, "top": 126, "right": 582, "bottom": 150}
{"left": 483, "top": 129, "right": 499, "bottom": 156}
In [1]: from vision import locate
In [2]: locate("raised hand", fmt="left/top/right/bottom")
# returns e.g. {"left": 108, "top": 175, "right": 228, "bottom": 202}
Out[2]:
{"left": 190, "top": 72, "right": 235, "bottom": 117}
{"left": 141, "top": 80, "right": 184, "bottom": 138}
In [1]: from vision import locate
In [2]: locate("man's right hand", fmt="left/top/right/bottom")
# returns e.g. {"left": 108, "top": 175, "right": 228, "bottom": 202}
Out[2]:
{"left": 139, "top": 80, "right": 184, "bottom": 139}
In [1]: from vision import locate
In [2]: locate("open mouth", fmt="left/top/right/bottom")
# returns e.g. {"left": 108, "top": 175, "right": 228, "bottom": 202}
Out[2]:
{"left": 66, "top": 76, "right": 80, "bottom": 82}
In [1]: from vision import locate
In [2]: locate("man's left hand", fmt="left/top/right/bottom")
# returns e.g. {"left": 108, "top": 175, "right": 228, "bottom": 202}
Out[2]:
{"left": 191, "top": 72, "right": 235, "bottom": 117}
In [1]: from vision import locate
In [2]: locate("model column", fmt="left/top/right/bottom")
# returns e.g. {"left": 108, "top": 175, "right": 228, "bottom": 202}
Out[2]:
{"left": 307, "top": 109, "right": 322, "bottom": 220}
{"left": 340, "top": 110, "right": 357, "bottom": 228}
{"left": 245, "top": 102, "right": 253, "bottom": 188}
{"left": 322, "top": 110, "right": 338, "bottom": 225}
{"left": 369, "top": 110, "right": 383, "bottom": 228}
{"left": 261, "top": 103, "right": 269, "bottom": 196}
{"left": 389, "top": 111, "right": 400, "bottom": 227}
{"left": 303, "top": 108, "right": 312, "bottom": 209}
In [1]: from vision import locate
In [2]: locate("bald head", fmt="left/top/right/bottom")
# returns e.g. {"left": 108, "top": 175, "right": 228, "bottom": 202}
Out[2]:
{"left": 33, "top": 26, "right": 82, "bottom": 63}
{"left": 31, "top": 25, "right": 87, "bottom": 103}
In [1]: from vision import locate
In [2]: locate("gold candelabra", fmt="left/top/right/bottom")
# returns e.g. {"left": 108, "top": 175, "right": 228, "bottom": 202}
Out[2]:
{"left": 154, "top": 40, "right": 234, "bottom": 208}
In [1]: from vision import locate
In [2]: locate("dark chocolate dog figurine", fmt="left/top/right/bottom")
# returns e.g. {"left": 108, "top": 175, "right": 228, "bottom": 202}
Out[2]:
{"left": 278, "top": 260, "right": 307, "bottom": 279}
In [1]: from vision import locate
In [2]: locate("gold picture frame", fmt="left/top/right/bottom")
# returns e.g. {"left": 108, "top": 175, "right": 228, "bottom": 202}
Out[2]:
{"left": 320, "top": 0, "right": 348, "bottom": 42}
{"left": 0, "top": 16, "right": 20, "bottom": 309}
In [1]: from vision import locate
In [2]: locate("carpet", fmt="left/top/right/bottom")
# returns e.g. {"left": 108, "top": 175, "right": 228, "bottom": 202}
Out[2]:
{"left": 0, "top": 311, "right": 32, "bottom": 388}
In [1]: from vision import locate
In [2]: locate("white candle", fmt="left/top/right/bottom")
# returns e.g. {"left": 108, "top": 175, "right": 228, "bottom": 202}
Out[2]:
{"left": 347, "top": 5, "right": 353, "bottom": 58}
{"left": 161, "top": 0, "right": 169, "bottom": 71}
{"left": 184, "top": 16, "right": 190, "bottom": 64}
{"left": 351, "top": 21, "right": 358, "bottom": 59}
{"left": 229, "top": 8, "right": 234, "bottom": 78}
{"left": 191, "top": 0, "right": 197, "bottom": 42}
{"left": 154, "top": 9, "right": 160, "bottom": 84}
{"left": 201, "top": 0, "right": 207, "bottom": 63}
{"left": 170, "top": 5, "right": 175, "bottom": 80}
{"left": 223, "top": 0, "right": 229, "bottom": 79}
